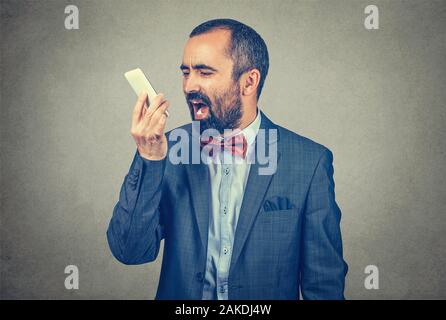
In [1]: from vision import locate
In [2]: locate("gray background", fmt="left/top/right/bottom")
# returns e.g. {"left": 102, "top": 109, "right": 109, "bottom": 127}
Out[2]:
{"left": 1, "top": 0, "right": 445, "bottom": 299}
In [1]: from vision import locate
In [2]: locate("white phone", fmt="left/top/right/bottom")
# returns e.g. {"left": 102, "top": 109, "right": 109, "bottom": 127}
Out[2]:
{"left": 124, "top": 68, "right": 169, "bottom": 117}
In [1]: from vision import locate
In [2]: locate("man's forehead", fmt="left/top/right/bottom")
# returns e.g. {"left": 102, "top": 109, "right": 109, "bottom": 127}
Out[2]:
{"left": 182, "top": 29, "right": 231, "bottom": 66}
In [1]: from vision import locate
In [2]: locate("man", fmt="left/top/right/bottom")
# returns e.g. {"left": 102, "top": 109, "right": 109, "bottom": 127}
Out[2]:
{"left": 107, "top": 18, "right": 348, "bottom": 300}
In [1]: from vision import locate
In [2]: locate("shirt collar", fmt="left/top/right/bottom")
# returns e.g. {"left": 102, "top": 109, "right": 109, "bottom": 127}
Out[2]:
{"left": 241, "top": 108, "right": 261, "bottom": 147}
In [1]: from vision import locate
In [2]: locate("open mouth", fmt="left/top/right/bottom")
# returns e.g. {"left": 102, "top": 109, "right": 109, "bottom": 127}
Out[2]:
{"left": 190, "top": 99, "right": 210, "bottom": 120}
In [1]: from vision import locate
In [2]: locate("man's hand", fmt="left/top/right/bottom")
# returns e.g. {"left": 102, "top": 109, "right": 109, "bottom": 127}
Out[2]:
{"left": 130, "top": 92, "right": 170, "bottom": 160}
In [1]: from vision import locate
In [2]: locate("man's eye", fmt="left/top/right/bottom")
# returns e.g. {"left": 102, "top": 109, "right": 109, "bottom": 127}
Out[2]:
{"left": 182, "top": 72, "right": 189, "bottom": 77}
{"left": 200, "top": 71, "right": 212, "bottom": 76}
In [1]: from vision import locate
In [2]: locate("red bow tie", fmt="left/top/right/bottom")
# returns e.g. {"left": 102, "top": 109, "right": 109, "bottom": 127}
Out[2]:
{"left": 200, "top": 133, "right": 248, "bottom": 158}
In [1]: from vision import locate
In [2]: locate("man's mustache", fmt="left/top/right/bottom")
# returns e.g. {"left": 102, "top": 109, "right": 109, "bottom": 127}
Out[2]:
{"left": 186, "top": 92, "right": 212, "bottom": 107}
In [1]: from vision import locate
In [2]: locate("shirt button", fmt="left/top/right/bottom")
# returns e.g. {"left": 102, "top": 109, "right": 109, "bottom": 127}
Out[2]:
{"left": 220, "top": 286, "right": 225, "bottom": 293}
{"left": 224, "top": 167, "right": 230, "bottom": 175}
{"left": 223, "top": 246, "right": 229, "bottom": 254}
{"left": 222, "top": 206, "right": 227, "bottom": 214}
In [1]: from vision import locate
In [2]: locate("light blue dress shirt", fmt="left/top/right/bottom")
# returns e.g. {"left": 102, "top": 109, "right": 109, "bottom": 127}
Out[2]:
{"left": 202, "top": 110, "right": 262, "bottom": 300}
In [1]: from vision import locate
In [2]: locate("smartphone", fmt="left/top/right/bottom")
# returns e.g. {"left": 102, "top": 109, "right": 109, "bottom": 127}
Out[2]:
{"left": 124, "top": 68, "right": 169, "bottom": 117}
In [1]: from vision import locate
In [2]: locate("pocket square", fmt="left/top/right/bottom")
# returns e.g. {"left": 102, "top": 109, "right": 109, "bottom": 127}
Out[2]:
{"left": 263, "top": 196, "right": 295, "bottom": 211}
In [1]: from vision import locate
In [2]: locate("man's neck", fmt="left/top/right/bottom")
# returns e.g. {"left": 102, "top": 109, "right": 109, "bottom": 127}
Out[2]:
{"left": 237, "top": 106, "right": 258, "bottom": 131}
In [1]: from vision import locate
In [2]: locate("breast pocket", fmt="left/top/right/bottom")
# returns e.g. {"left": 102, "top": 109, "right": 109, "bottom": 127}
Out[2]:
{"left": 258, "top": 207, "right": 301, "bottom": 222}
{"left": 250, "top": 208, "right": 302, "bottom": 264}
{"left": 256, "top": 208, "right": 302, "bottom": 237}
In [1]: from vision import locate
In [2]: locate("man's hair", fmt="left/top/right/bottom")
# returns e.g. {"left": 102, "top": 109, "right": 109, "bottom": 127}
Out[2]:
{"left": 190, "top": 18, "right": 269, "bottom": 100}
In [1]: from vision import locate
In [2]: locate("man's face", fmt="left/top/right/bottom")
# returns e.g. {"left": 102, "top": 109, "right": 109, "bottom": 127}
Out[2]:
{"left": 181, "top": 29, "right": 243, "bottom": 134}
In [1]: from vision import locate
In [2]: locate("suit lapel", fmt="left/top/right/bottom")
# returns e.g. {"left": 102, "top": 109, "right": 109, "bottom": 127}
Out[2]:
{"left": 185, "top": 123, "right": 210, "bottom": 252}
{"left": 185, "top": 162, "right": 210, "bottom": 252}
{"left": 230, "top": 111, "right": 281, "bottom": 274}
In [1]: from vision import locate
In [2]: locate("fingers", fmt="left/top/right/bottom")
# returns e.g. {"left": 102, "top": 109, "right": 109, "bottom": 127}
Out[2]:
{"left": 142, "top": 99, "right": 149, "bottom": 117}
{"left": 131, "top": 91, "right": 170, "bottom": 146}
{"left": 141, "top": 93, "right": 166, "bottom": 122}
{"left": 142, "top": 99, "right": 170, "bottom": 129}
{"left": 132, "top": 92, "right": 148, "bottom": 127}
{"left": 151, "top": 100, "right": 170, "bottom": 129}
{"left": 147, "top": 93, "right": 166, "bottom": 114}
{"left": 153, "top": 114, "right": 168, "bottom": 137}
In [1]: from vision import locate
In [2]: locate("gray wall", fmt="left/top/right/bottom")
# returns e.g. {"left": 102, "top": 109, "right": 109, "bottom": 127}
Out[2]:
{"left": 1, "top": 0, "right": 445, "bottom": 299}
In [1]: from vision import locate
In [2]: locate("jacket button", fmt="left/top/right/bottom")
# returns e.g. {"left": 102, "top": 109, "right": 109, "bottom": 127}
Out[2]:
{"left": 196, "top": 272, "right": 203, "bottom": 282}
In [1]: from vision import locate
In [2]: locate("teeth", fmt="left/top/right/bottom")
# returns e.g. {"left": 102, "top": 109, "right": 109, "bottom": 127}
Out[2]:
{"left": 197, "top": 109, "right": 203, "bottom": 115}
{"left": 192, "top": 100, "right": 205, "bottom": 106}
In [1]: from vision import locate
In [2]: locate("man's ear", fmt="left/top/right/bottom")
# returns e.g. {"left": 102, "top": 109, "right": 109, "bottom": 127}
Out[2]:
{"left": 240, "top": 69, "right": 260, "bottom": 97}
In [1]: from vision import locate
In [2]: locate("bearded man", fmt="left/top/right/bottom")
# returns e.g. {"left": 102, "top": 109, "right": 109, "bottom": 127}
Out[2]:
{"left": 107, "top": 18, "right": 348, "bottom": 300}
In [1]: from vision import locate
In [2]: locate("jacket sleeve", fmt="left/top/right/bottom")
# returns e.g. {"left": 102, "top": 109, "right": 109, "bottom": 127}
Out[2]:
{"left": 106, "top": 149, "right": 166, "bottom": 265}
{"left": 300, "top": 148, "right": 348, "bottom": 299}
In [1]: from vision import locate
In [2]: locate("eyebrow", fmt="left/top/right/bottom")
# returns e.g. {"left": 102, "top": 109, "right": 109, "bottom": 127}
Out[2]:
{"left": 180, "top": 63, "right": 218, "bottom": 72}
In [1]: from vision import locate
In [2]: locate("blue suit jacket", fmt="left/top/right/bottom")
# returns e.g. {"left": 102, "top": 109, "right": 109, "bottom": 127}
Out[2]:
{"left": 107, "top": 111, "right": 348, "bottom": 299}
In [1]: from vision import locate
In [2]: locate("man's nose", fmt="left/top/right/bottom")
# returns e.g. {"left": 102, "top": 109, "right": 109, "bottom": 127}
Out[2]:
{"left": 183, "top": 73, "right": 201, "bottom": 94}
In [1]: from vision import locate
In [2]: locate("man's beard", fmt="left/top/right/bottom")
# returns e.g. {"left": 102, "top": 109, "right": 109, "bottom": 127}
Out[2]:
{"left": 186, "top": 82, "right": 243, "bottom": 134}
